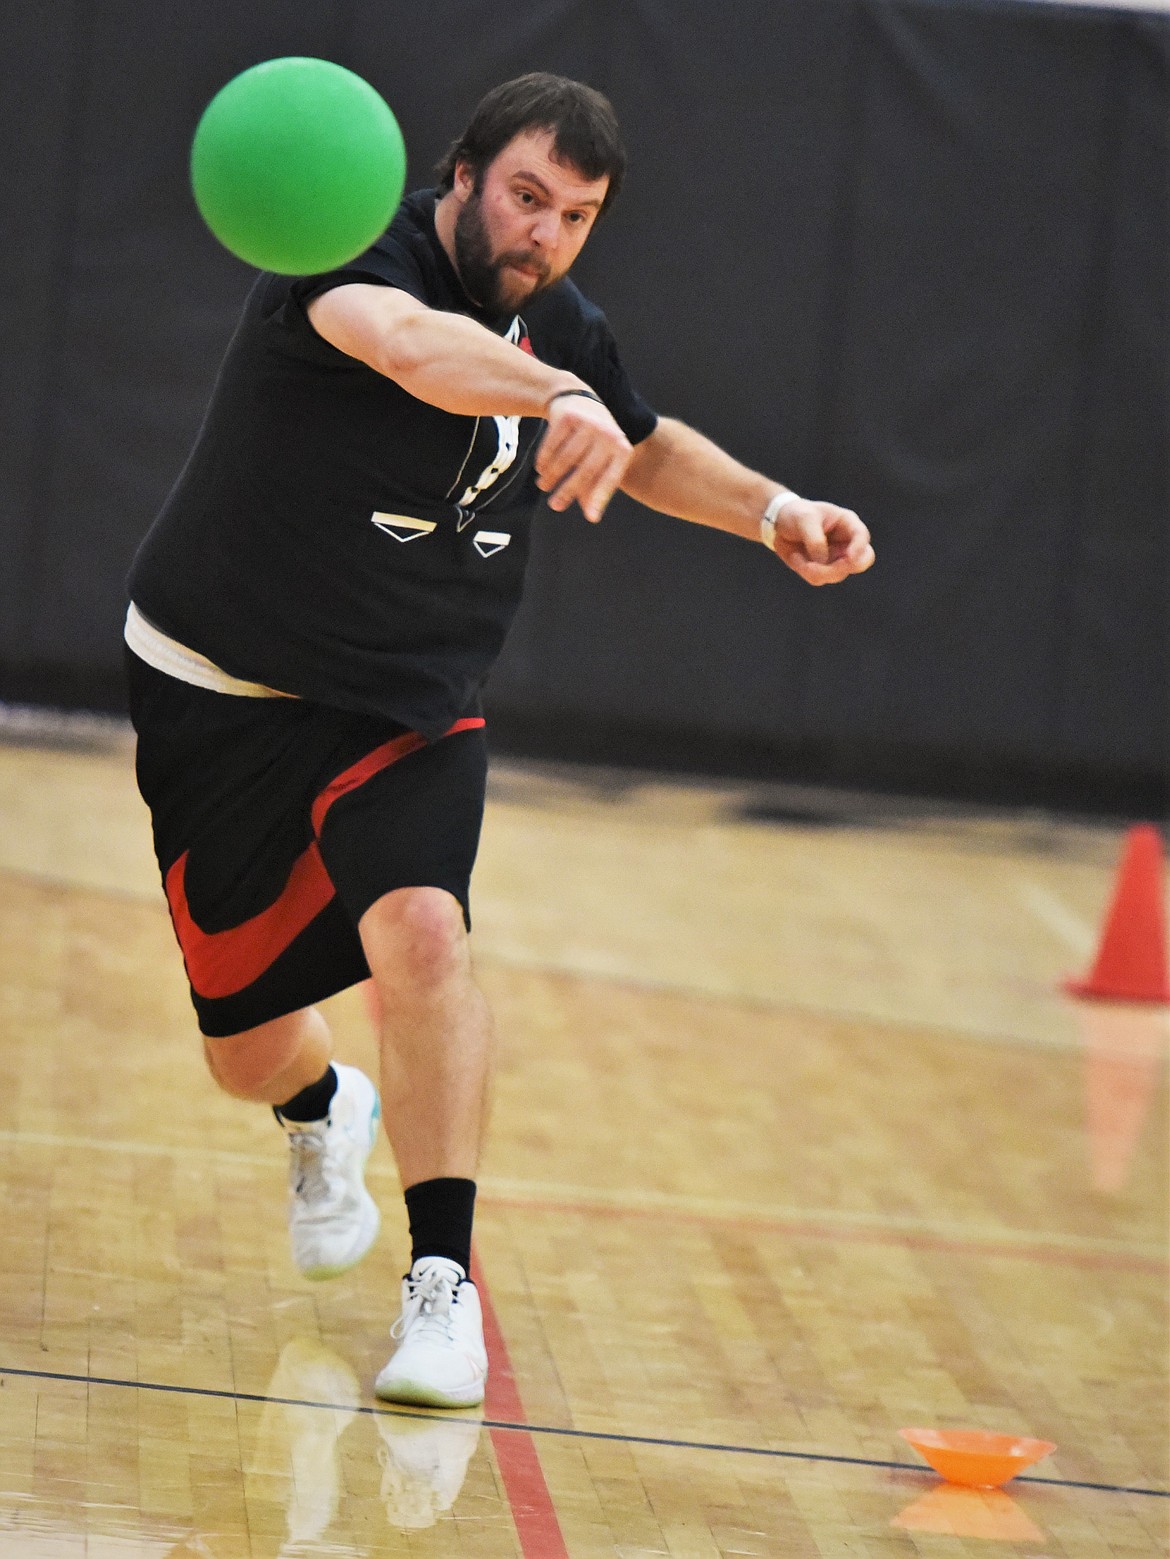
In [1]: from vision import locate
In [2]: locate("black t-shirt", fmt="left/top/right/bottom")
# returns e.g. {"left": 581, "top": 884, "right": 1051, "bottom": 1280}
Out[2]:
{"left": 129, "top": 189, "right": 657, "bottom": 737}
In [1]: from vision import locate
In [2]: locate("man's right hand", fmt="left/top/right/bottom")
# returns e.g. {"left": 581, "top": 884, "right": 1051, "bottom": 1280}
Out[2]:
{"left": 535, "top": 392, "right": 633, "bottom": 525}
{"left": 310, "top": 286, "right": 633, "bottom": 522}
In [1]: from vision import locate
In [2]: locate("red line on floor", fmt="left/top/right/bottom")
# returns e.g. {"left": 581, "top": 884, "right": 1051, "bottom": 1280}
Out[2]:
{"left": 471, "top": 1249, "right": 570, "bottom": 1559}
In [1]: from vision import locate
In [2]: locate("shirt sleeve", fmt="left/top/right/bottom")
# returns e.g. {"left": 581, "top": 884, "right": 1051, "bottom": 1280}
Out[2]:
{"left": 287, "top": 230, "right": 431, "bottom": 310}
{"left": 262, "top": 231, "right": 432, "bottom": 362}
{"left": 573, "top": 312, "right": 659, "bottom": 447}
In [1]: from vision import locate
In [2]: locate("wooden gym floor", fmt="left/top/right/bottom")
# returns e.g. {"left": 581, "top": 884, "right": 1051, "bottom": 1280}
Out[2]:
{"left": 0, "top": 723, "right": 1165, "bottom": 1557}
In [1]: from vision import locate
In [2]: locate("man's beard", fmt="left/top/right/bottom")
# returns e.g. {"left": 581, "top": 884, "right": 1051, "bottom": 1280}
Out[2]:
{"left": 453, "top": 191, "right": 552, "bottom": 315}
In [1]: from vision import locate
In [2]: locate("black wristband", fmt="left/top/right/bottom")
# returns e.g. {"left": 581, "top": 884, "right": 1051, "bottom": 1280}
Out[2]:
{"left": 547, "top": 387, "right": 604, "bottom": 409}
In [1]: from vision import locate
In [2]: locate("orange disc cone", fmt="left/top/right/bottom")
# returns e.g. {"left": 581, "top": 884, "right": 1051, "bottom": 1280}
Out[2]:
{"left": 1066, "top": 825, "right": 1170, "bottom": 1004}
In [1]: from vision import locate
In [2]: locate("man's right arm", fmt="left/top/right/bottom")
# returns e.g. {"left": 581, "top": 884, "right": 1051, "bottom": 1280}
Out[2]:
{"left": 307, "top": 283, "right": 633, "bottom": 521}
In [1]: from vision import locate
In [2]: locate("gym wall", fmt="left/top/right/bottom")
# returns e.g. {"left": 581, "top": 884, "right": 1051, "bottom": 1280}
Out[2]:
{"left": 1, "top": 0, "right": 1166, "bottom": 808}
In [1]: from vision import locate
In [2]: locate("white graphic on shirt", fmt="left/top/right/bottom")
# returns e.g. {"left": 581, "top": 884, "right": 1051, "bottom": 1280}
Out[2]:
{"left": 457, "top": 415, "right": 519, "bottom": 512}
{"left": 445, "top": 417, "right": 480, "bottom": 503}
{"left": 455, "top": 317, "right": 525, "bottom": 520}
{"left": 371, "top": 512, "right": 436, "bottom": 542}
{"left": 472, "top": 530, "right": 511, "bottom": 559}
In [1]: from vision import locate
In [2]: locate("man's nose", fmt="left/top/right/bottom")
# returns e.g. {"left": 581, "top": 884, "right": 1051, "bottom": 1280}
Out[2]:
{"left": 529, "top": 209, "right": 560, "bottom": 249}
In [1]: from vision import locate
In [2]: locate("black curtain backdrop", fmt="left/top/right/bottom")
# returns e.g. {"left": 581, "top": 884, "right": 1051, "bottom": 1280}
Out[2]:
{"left": 1, "top": 0, "right": 1166, "bottom": 808}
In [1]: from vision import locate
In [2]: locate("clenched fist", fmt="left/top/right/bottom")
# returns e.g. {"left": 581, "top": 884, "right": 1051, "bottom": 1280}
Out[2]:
{"left": 768, "top": 498, "right": 874, "bottom": 586}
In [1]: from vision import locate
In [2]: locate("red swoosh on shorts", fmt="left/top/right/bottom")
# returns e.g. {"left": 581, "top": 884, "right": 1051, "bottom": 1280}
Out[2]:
{"left": 165, "top": 717, "right": 485, "bottom": 1000}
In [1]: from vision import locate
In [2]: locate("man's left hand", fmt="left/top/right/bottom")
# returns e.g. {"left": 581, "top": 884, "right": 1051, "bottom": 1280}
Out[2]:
{"left": 770, "top": 500, "right": 874, "bottom": 586}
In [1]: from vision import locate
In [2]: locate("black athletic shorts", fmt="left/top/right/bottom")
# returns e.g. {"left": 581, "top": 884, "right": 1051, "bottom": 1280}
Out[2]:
{"left": 125, "top": 649, "right": 487, "bottom": 1038}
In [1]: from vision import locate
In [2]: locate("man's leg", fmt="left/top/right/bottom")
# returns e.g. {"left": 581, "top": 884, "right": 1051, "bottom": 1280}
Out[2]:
{"left": 204, "top": 1006, "right": 382, "bottom": 1281}
{"left": 203, "top": 1006, "right": 333, "bottom": 1106}
{"left": 359, "top": 887, "right": 493, "bottom": 1187}
{"left": 359, "top": 886, "right": 493, "bottom": 1408}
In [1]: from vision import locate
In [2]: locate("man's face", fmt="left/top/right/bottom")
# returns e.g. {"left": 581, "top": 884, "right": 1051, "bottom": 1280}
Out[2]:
{"left": 452, "top": 129, "right": 609, "bottom": 314}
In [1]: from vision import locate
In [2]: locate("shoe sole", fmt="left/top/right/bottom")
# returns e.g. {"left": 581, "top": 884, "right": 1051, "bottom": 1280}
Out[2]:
{"left": 373, "top": 1374, "right": 486, "bottom": 1409}
{"left": 296, "top": 1092, "right": 382, "bottom": 1282}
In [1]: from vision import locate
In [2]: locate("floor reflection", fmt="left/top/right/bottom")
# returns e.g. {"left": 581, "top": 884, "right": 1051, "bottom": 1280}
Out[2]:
{"left": 0, "top": 1347, "right": 487, "bottom": 1558}
{"left": 375, "top": 1412, "right": 481, "bottom": 1530}
{"left": 0, "top": 1502, "right": 181, "bottom": 1557}
{"left": 1075, "top": 1001, "right": 1169, "bottom": 1193}
{"left": 891, "top": 1483, "right": 1046, "bottom": 1541}
{"left": 247, "top": 1336, "right": 483, "bottom": 1549}
{"left": 248, "top": 1337, "right": 361, "bottom": 1552}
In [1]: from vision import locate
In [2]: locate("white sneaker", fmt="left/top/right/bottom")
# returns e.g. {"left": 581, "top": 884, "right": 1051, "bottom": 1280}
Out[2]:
{"left": 375, "top": 1413, "right": 480, "bottom": 1529}
{"left": 281, "top": 1064, "right": 381, "bottom": 1280}
{"left": 374, "top": 1257, "right": 488, "bottom": 1408}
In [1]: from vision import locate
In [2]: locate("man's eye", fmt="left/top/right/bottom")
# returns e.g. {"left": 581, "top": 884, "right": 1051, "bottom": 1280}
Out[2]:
{"left": 517, "top": 190, "right": 535, "bottom": 204}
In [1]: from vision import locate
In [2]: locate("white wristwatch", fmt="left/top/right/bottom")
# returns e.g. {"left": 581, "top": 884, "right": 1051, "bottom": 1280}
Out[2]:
{"left": 760, "top": 490, "right": 802, "bottom": 549}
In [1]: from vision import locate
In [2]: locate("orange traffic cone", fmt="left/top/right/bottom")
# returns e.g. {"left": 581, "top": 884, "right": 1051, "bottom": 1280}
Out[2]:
{"left": 1066, "top": 825, "right": 1170, "bottom": 1004}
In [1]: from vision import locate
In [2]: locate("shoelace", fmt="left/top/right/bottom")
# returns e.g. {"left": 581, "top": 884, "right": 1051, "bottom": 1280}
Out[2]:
{"left": 391, "top": 1268, "right": 461, "bottom": 1342}
{"left": 288, "top": 1123, "right": 334, "bottom": 1205}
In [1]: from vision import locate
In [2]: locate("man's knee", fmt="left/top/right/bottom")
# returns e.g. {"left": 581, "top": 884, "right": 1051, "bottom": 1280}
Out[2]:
{"left": 203, "top": 1010, "right": 309, "bottom": 1098}
{"left": 359, "top": 887, "right": 468, "bottom": 994}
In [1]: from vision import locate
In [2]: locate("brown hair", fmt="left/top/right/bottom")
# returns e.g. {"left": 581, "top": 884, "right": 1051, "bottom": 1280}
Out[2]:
{"left": 434, "top": 73, "right": 626, "bottom": 217}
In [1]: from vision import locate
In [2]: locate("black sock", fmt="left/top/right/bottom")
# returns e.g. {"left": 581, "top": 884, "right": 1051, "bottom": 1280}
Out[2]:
{"left": 273, "top": 1065, "right": 338, "bottom": 1125}
{"left": 404, "top": 1177, "right": 476, "bottom": 1275}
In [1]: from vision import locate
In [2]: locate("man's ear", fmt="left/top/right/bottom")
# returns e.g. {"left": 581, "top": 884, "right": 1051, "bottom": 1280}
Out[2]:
{"left": 453, "top": 159, "right": 476, "bottom": 202}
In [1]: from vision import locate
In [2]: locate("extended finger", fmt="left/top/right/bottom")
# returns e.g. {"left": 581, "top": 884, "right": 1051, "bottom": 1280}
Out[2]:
{"left": 548, "top": 440, "right": 619, "bottom": 516}
{"left": 535, "top": 419, "right": 584, "bottom": 488}
{"left": 580, "top": 448, "right": 632, "bottom": 523}
{"left": 542, "top": 430, "right": 595, "bottom": 503}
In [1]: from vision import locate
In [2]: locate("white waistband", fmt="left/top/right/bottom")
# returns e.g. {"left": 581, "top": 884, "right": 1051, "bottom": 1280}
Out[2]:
{"left": 124, "top": 603, "right": 295, "bottom": 699}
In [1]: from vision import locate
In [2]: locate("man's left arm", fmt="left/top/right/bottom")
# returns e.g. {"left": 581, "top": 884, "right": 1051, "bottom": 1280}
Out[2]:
{"left": 619, "top": 416, "right": 874, "bottom": 586}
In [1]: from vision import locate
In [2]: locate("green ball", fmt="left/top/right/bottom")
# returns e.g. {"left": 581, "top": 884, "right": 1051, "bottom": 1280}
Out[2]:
{"left": 191, "top": 57, "right": 406, "bottom": 274}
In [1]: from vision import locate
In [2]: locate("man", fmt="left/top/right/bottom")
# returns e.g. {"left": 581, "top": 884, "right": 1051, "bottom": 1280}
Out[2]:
{"left": 125, "top": 73, "right": 873, "bottom": 1411}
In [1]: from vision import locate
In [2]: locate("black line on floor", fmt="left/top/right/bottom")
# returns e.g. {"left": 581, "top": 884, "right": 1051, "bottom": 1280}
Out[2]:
{"left": 3, "top": 1363, "right": 1167, "bottom": 1501}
